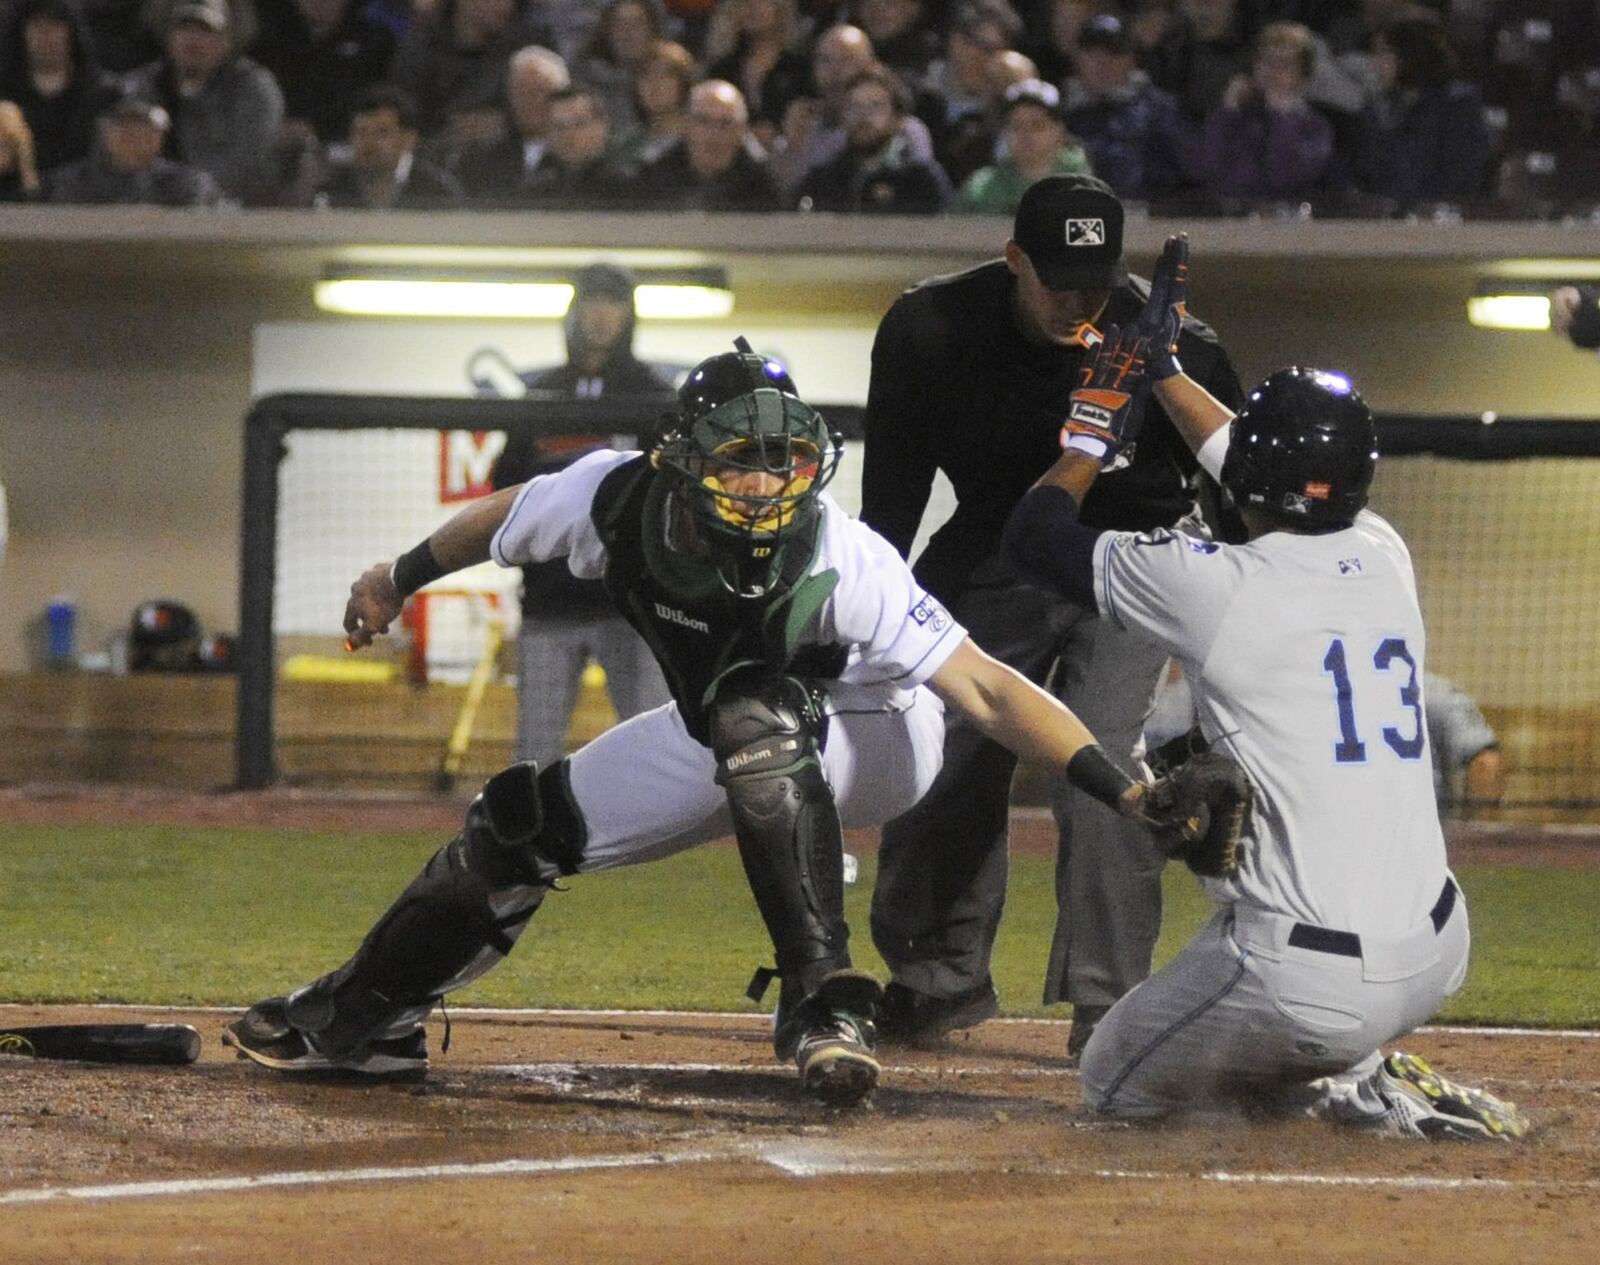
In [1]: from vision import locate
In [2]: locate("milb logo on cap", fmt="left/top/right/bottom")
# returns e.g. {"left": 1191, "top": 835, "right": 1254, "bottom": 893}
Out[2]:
{"left": 1065, "top": 218, "right": 1106, "bottom": 246}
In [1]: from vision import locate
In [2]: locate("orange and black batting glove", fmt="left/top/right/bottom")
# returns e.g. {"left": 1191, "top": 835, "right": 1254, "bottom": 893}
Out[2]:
{"left": 1135, "top": 233, "right": 1189, "bottom": 380}
{"left": 1060, "top": 322, "right": 1151, "bottom": 465}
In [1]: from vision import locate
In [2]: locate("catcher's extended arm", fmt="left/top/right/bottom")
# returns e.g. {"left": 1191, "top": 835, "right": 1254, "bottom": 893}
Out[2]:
{"left": 1129, "top": 750, "right": 1252, "bottom": 880}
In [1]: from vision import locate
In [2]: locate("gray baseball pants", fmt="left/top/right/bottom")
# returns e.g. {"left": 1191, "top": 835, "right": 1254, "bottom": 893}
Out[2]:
{"left": 514, "top": 614, "right": 671, "bottom": 768}
{"left": 1080, "top": 878, "right": 1469, "bottom": 1121}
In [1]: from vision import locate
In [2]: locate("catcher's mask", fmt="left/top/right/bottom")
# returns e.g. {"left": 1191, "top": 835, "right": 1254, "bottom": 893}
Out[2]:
{"left": 1221, "top": 367, "right": 1378, "bottom": 533}
{"left": 654, "top": 340, "right": 842, "bottom": 599}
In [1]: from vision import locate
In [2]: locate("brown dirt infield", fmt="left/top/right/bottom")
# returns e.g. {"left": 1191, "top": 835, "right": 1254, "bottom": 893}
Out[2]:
{"left": 0, "top": 1006, "right": 1595, "bottom": 1265}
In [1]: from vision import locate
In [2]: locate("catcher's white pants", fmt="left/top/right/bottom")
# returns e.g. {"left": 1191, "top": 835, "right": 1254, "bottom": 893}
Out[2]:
{"left": 1080, "top": 880, "right": 1470, "bottom": 1122}
{"left": 564, "top": 688, "right": 948, "bottom": 873}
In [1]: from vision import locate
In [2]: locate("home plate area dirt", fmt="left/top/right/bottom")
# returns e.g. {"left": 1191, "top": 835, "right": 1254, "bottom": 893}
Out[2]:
{"left": 0, "top": 1004, "right": 1595, "bottom": 1265}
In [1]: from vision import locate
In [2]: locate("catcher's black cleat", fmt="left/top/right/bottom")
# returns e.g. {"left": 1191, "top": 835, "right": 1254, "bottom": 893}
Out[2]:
{"left": 223, "top": 998, "right": 428, "bottom": 1080}
{"left": 795, "top": 1014, "right": 880, "bottom": 1107}
{"left": 1065, "top": 1003, "right": 1109, "bottom": 1064}
{"left": 876, "top": 979, "right": 999, "bottom": 1047}
{"left": 1373, "top": 1052, "right": 1529, "bottom": 1141}
{"left": 790, "top": 970, "right": 882, "bottom": 1107}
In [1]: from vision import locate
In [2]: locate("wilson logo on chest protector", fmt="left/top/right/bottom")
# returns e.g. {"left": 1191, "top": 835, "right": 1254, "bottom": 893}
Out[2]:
{"left": 652, "top": 602, "right": 710, "bottom": 634}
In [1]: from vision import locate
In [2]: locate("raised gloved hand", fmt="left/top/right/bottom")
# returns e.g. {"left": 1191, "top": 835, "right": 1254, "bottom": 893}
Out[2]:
{"left": 1133, "top": 233, "right": 1189, "bottom": 381}
{"left": 1059, "top": 322, "right": 1152, "bottom": 466}
{"left": 1131, "top": 750, "right": 1252, "bottom": 880}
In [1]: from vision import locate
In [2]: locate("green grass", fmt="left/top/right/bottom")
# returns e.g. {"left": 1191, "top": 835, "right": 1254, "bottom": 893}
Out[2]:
{"left": 1, "top": 824, "right": 1596, "bottom": 1026}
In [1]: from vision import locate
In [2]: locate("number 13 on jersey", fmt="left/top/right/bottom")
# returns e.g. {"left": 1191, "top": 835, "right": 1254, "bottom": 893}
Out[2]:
{"left": 1321, "top": 637, "right": 1425, "bottom": 764}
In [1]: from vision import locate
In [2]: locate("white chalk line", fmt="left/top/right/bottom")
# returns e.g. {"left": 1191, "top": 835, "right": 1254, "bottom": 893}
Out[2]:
{"left": 0, "top": 1149, "right": 727, "bottom": 1209}
{"left": 18, "top": 1003, "right": 1598, "bottom": 1040}
{"left": 8, "top": 1146, "right": 1591, "bottom": 1209}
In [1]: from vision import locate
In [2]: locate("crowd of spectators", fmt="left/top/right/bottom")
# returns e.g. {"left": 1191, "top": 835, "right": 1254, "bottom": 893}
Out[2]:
{"left": 2, "top": 0, "right": 1596, "bottom": 217}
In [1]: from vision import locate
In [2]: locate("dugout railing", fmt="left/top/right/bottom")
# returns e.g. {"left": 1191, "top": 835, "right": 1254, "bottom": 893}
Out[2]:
{"left": 237, "top": 395, "right": 1600, "bottom": 801}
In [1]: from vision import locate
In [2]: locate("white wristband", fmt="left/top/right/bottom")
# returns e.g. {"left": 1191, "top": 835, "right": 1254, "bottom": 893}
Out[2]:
{"left": 1064, "top": 433, "right": 1110, "bottom": 461}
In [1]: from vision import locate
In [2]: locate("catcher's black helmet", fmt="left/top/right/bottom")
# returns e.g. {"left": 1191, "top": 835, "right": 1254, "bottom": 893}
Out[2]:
{"left": 654, "top": 340, "right": 841, "bottom": 599}
{"left": 1221, "top": 367, "right": 1378, "bottom": 532}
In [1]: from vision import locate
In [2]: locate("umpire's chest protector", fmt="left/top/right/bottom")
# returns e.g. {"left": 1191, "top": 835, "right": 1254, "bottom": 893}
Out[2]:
{"left": 590, "top": 457, "right": 847, "bottom": 745}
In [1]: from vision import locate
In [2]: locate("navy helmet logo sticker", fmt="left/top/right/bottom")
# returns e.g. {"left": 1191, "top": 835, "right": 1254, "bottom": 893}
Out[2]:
{"left": 1185, "top": 538, "right": 1220, "bottom": 554}
{"left": 1065, "top": 218, "right": 1106, "bottom": 247}
{"left": 910, "top": 595, "right": 949, "bottom": 631}
{"left": 1338, "top": 557, "right": 1363, "bottom": 575}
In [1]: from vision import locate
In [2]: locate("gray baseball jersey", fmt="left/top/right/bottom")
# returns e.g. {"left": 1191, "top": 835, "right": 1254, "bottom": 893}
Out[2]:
{"left": 1094, "top": 508, "right": 1448, "bottom": 940}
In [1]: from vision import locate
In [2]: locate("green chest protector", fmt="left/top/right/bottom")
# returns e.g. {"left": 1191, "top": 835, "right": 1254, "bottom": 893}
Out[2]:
{"left": 590, "top": 455, "right": 848, "bottom": 744}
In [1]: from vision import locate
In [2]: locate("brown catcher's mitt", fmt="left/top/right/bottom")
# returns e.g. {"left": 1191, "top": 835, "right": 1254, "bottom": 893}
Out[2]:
{"left": 1138, "top": 751, "right": 1252, "bottom": 879}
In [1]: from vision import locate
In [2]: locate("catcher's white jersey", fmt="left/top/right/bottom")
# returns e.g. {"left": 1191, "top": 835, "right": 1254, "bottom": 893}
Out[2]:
{"left": 1093, "top": 508, "right": 1447, "bottom": 941}
{"left": 491, "top": 448, "right": 969, "bottom": 712}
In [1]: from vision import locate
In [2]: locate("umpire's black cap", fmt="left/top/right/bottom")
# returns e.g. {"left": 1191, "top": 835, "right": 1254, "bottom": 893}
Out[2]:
{"left": 1013, "top": 174, "right": 1128, "bottom": 292}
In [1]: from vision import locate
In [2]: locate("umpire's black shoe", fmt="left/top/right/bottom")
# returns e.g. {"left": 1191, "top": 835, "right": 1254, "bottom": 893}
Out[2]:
{"left": 223, "top": 997, "right": 428, "bottom": 1079}
{"left": 876, "top": 979, "right": 1000, "bottom": 1047}
{"left": 1065, "top": 1003, "right": 1109, "bottom": 1064}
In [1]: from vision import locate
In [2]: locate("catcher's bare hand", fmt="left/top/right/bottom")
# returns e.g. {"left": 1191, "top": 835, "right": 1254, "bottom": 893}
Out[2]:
{"left": 343, "top": 562, "right": 404, "bottom": 650}
{"left": 1126, "top": 750, "right": 1251, "bottom": 880}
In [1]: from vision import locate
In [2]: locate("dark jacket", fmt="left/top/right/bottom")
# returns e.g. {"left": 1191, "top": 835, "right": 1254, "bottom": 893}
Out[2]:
{"left": 634, "top": 139, "right": 783, "bottom": 211}
{"left": 1357, "top": 81, "right": 1492, "bottom": 208}
{"left": 1147, "top": 14, "right": 1254, "bottom": 123}
{"left": 250, "top": 3, "right": 396, "bottom": 143}
{"left": 45, "top": 151, "right": 222, "bottom": 205}
{"left": 314, "top": 155, "right": 465, "bottom": 208}
{"left": 1198, "top": 97, "right": 1334, "bottom": 203}
{"left": 0, "top": 0, "right": 118, "bottom": 172}
{"left": 491, "top": 299, "right": 675, "bottom": 618}
{"left": 795, "top": 136, "right": 950, "bottom": 214}
{"left": 124, "top": 54, "right": 285, "bottom": 201}
{"left": 458, "top": 142, "right": 633, "bottom": 209}
{"left": 1062, "top": 73, "right": 1193, "bottom": 201}
{"left": 859, "top": 260, "right": 1243, "bottom": 602}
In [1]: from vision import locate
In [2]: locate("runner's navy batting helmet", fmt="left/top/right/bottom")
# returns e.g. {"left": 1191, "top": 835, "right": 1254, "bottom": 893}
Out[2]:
{"left": 1221, "top": 368, "right": 1378, "bottom": 532}
{"left": 655, "top": 340, "right": 841, "bottom": 598}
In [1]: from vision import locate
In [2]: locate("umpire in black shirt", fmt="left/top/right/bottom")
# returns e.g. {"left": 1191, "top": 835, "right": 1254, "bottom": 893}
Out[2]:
{"left": 861, "top": 174, "right": 1243, "bottom": 1056}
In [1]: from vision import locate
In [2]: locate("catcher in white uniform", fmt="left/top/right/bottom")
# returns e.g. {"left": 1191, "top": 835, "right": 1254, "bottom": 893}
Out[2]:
{"left": 225, "top": 341, "right": 1225, "bottom": 1107}
{"left": 1003, "top": 239, "right": 1530, "bottom": 1141}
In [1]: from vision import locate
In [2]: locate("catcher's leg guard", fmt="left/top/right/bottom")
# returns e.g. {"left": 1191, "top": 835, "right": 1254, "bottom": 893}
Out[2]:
{"left": 709, "top": 673, "right": 861, "bottom": 1059}
{"left": 282, "top": 761, "right": 587, "bottom": 1059}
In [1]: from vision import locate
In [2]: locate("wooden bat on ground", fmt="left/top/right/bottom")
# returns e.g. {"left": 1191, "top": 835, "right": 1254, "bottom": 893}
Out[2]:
{"left": 0, "top": 1023, "right": 201, "bottom": 1065}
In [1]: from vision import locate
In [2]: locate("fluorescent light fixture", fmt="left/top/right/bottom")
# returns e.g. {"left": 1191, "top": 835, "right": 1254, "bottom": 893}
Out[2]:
{"left": 634, "top": 284, "right": 734, "bottom": 319}
{"left": 315, "top": 267, "right": 733, "bottom": 320}
{"left": 1467, "top": 293, "right": 1550, "bottom": 331}
{"left": 315, "top": 278, "right": 574, "bottom": 318}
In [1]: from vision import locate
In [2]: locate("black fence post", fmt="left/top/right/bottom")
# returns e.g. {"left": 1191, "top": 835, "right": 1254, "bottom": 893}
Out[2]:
{"left": 236, "top": 402, "right": 284, "bottom": 789}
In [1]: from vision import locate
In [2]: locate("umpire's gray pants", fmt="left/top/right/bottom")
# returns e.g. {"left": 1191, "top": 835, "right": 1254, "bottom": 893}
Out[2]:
{"left": 514, "top": 614, "right": 670, "bottom": 769}
{"left": 870, "top": 565, "right": 1172, "bottom": 1007}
